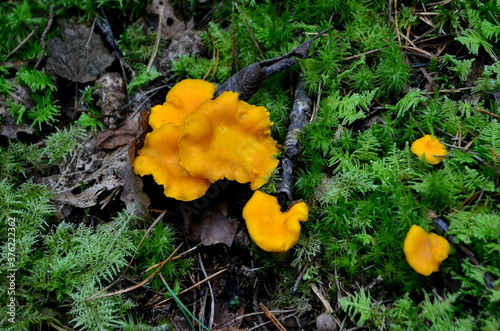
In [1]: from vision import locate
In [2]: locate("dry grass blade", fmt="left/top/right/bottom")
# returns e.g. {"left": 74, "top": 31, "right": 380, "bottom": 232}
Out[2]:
{"left": 86, "top": 241, "right": 184, "bottom": 301}
{"left": 84, "top": 210, "right": 167, "bottom": 301}
{"left": 7, "top": 26, "right": 39, "bottom": 58}
{"left": 260, "top": 303, "right": 287, "bottom": 331}
{"left": 154, "top": 268, "right": 227, "bottom": 306}
{"left": 147, "top": 2, "right": 164, "bottom": 72}
{"left": 311, "top": 284, "right": 334, "bottom": 313}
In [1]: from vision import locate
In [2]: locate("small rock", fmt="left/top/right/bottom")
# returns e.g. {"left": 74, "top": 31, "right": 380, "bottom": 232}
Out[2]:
{"left": 316, "top": 312, "right": 337, "bottom": 331}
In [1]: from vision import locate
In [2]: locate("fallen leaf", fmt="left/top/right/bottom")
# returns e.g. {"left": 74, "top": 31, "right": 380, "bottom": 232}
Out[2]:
{"left": 180, "top": 200, "right": 240, "bottom": 247}
{"left": 146, "top": 0, "right": 194, "bottom": 38}
{"left": 159, "top": 29, "right": 206, "bottom": 71}
{"left": 0, "top": 81, "right": 34, "bottom": 138}
{"left": 118, "top": 156, "right": 152, "bottom": 221}
{"left": 200, "top": 202, "right": 240, "bottom": 247}
{"left": 213, "top": 305, "right": 245, "bottom": 330}
{"left": 97, "top": 118, "right": 138, "bottom": 150}
{"left": 42, "top": 136, "right": 151, "bottom": 219}
{"left": 46, "top": 18, "right": 115, "bottom": 83}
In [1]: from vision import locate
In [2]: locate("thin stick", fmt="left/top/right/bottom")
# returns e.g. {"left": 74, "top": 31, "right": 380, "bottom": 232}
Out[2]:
{"left": 197, "top": 253, "right": 215, "bottom": 330}
{"left": 311, "top": 284, "right": 334, "bottom": 313}
{"left": 473, "top": 155, "right": 500, "bottom": 175}
{"left": 215, "top": 310, "right": 296, "bottom": 328}
{"left": 310, "top": 80, "right": 322, "bottom": 123}
{"left": 234, "top": 2, "right": 264, "bottom": 58}
{"left": 292, "top": 261, "right": 310, "bottom": 294}
{"left": 404, "top": 5, "right": 416, "bottom": 46}
{"left": 260, "top": 303, "right": 287, "bottom": 331}
{"left": 248, "top": 313, "right": 297, "bottom": 331}
{"left": 474, "top": 106, "right": 500, "bottom": 120}
{"left": 86, "top": 241, "right": 184, "bottom": 301}
{"left": 420, "top": 87, "right": 473, "bottom": 94}
{"left": 252, "top": 278, "right": 269, "bottom": 331}
{"left": 402, "top": 45, "right": 433, "bottom": 58}
{"left": 394, "top": 0, "right": 401, "bottom": 44}
{"left": 147, "top": 2, "right": 164, "bottom": 72}
{"left": 412, "top": 27, "right": 437, "bottom": 43}
{"left": 145, "top": 244, "right": 200, "bottom": 272}
{"left": 342, "top": 49, "right": 380, "bottom": 62}
{"left": 441, "top": 142, "right": 478, "bottom": 154}
{"left": 154, "top": 269, "right": 227, "bottom": 306}
{"left": 35, "top": 5, "right": 54, "bottom": 69}
{"left": 84, "top": 210, "right": 166, "bottom": 300}
{"left": 7, "top": 26, "right": 39, "bottom": 58}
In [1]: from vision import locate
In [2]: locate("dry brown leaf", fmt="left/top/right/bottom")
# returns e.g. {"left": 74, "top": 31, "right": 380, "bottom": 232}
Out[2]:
{"left": 46, "top": 18, "right": 115, "bottom": 83}
{"left": 200, "top": 202, "right": 240, "bottom": 247}
{"left": 0, "top": 84, "right": 34, "bottom": 138}
{"left": 42, "top": 136, "right": 150, "bottom": 220}
{"left": 213, "top": 305, "right": 245, "bottom": 330}
{"left": 146, "top": 0, "right": 194, "bottom": 38}
{"left": 97, "top": 119, "right": 138, "bottom": 150}
{"left": 180, "top": 200, "right": 240, "bottom": 247}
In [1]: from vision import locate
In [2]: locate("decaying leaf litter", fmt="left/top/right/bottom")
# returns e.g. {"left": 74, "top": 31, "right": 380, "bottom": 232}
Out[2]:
{"left": 0, "top": 0, "right": 499, "bottom": 330}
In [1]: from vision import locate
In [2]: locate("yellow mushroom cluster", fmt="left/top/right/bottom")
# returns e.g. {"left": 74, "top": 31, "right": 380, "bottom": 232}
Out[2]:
{"left": 133, "top": 79, "right": 279, "bottom": 201}
{"left": 133, "top": 79, "right": 308, "bottom": 252}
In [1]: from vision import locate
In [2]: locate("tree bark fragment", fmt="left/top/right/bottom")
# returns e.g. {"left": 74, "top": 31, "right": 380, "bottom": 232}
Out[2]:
{"left": 277, "top": 73, "right": 312, "bottom": 207}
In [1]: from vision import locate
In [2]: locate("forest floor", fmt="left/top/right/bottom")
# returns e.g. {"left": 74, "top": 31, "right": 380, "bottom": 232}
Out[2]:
{"left": 0, "top": 0, "right": 499, "bottom": 330}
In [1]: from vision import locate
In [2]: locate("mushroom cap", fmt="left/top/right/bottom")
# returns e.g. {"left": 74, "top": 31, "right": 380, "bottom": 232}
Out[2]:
{"left": 133, "top": 123, "right": 211, "bottom": 201}
{"left": 403, "top": 224, "right": 450, "bottom": 276}
{"left": 178, "top": 91, "right": 279, "bottom": 190}
{"left": 410, "top": 135, "right": 448, "bottom": 165}
{"left": 149, "top": 79, "right": 216, "bottom": 130}
{"left": 243, "top": 190, "right": 308, "bottom": 252}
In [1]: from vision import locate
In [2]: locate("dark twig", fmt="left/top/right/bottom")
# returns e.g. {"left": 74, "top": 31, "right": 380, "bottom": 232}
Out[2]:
{"left": 34, "top": 5, "right": 54, "bottom": 69}
{"left": 215, "top": 26, "right": 333, "bottom": 101}
{"left": 292, "top": 261, "right": 311, "bottom": 294}
{"left": 96, "top": 16, "right": 124, "bottom": 59}
{"left": 252, "top": 278, "right": 270, "bottom": 331}
{"left": 433, "top": 217, "right": 496, "bottom": 289}
{"left": 277, "top": 73, "right": 312, "bottom": 207}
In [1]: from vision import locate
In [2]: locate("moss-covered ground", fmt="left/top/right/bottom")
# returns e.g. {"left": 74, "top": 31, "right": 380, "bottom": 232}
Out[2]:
{"left": 0, "top": 0, "right": 499, "bottom": 330}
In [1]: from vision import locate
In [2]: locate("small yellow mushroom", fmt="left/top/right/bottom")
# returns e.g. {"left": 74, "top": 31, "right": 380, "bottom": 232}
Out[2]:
{"left": 403, "top": 224, "right": 450, "bottom": 276}
{"left": 410, "top": 135, "right": 448, "bottom": 165}
{"left": 243, "top": 190, "right": 308, "bottom": 253}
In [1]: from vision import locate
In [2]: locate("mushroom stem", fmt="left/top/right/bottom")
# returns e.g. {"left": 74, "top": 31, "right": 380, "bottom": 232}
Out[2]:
{"left": 277, "top": 73, "right": 312, "bottom": 208}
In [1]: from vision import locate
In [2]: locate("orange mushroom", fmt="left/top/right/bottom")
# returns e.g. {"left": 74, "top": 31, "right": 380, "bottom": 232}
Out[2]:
{"left": 133, "top": 123, "right": 211, "bottom": 201}
{"left": 410, "top": 135, "right": 448, "bottom": 165}
{"left": 148, "top": 79, "right": 216, "bottom": 129}
{"left": 403, "top": 224, "right": 450, "bottom": 276}
{"left": 243, "top": 190, "right": 308, "bottom": 252}
{"left": 178, "top": 91, "right": 279, "bottom": 190}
